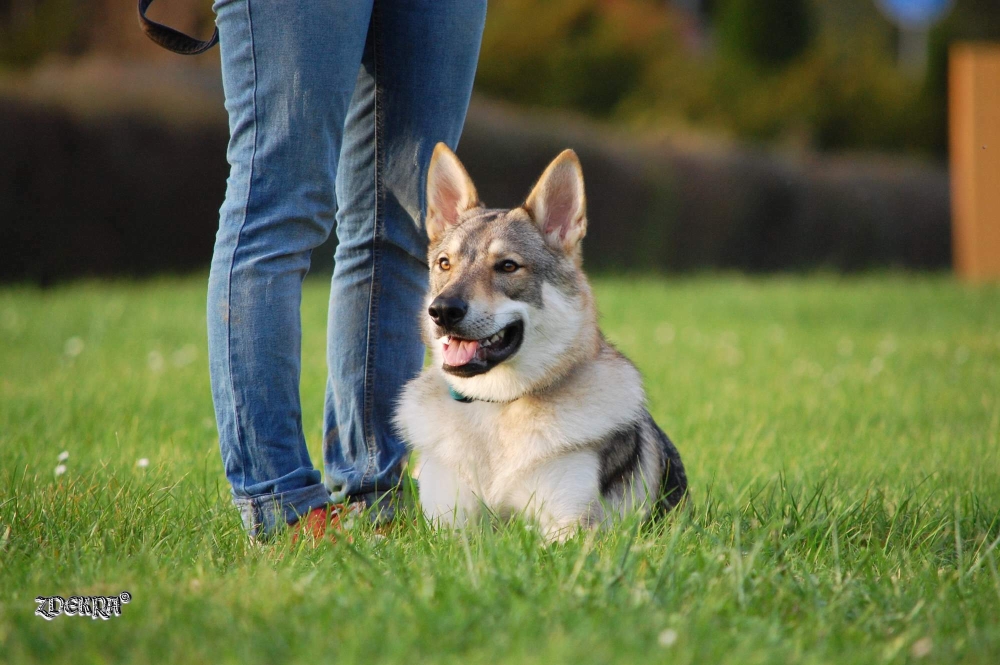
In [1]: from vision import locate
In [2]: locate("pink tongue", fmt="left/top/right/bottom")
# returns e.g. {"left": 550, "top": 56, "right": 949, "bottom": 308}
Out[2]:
{"left": 443, "top": 338, "right": 479, "bottom": 366}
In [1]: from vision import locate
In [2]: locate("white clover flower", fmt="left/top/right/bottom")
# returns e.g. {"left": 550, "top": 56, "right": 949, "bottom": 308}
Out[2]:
{"left": 64, "top": 337, "right": 84, "bottom": 357}
{"left": 657, "top": 629, "right": 678, "bottom": 647}
{"left": 171, "top": 344, "right": 198, "bottom": 367}
{"left": 878, "top": 335, "right": 898, "bottom": 356}
{"left": 57, "top": 451, "right": 69, "bottom": 462}
{"left": 54, "top": 464, "right": 67, "bottom": 477}
{"left": 911, "top": 637, "right": 933, "bottom": 659}
{"left": 136, "top": 458, "right": 150, "bottom": 468}
{"left": 148, "top": 351, "right": 165, "bottom": 372}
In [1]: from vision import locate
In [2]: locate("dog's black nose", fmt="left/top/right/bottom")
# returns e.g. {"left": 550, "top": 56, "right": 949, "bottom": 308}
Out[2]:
{"left": 428, "top": 296, "right": 467, "bottom": 328}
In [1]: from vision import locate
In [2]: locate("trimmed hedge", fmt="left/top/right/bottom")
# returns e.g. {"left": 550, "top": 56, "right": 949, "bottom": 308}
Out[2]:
{"left": 0, "top": 98, "right": 949, "bottom": 284}
{"left": 460, "top": 105, "right": 949, "bottom": 273}
{"left": 0, "top": 99, "right": 228, "bottom": 284}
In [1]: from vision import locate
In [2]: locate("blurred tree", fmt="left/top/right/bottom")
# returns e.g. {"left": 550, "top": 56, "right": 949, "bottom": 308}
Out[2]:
{"left": 476, "top": 0, "right": 680, "bottom": 117}
{"left": 4, "top": 0, "right": 998, "bottom": 157}
{"left": 0, "top": 0, "right": 82, "bottom": 67}
{"left": 0, "top": 0, "right": 215, "bottom": 66}
{"left": 715, "top": 0, "right": 815, "bottom": 68}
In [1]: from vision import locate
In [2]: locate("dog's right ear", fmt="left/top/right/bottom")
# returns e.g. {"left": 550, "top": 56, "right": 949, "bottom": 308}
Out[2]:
{"left": 426, "top": 143, "right": 479, "bottom": 245}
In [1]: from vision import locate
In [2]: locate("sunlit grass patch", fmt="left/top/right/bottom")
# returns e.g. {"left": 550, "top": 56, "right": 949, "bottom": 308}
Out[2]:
{"left": 1, "top": 274, "right": 998, "bottom": 664}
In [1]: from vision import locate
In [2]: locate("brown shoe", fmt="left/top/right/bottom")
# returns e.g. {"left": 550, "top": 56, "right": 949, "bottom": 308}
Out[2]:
{"left": 290, "top": 504, "right": 360, "bottom": 544}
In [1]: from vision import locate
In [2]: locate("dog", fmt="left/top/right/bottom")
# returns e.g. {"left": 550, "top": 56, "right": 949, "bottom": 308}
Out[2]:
{"left": 395, "top": 144, "right": 687, "bottom": 540}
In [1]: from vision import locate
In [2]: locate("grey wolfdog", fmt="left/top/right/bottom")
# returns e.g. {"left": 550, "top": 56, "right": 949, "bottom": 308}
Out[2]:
{"left": 395, "top": 144, "right": 687, "bottom": 540}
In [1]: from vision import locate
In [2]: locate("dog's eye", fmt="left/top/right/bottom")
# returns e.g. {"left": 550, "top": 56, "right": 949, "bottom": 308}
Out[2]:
{"left": 498, "top": 260, "right": 519, "bottom": 273}
{"left": 438, "top": 257, "right": 451, "bottom": 271}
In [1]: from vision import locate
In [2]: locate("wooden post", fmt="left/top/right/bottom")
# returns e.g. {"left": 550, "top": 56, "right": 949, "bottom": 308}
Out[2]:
{"left": 950, "top": 44, "right": 1000, "bottom": 281}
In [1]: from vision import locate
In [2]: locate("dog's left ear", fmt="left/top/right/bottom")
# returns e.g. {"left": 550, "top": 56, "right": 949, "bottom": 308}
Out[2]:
{"left": 524, "top": 149, "right": 587, "bottom": 255}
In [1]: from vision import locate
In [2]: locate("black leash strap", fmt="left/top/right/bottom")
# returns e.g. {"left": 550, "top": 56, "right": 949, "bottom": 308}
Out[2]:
{"left": 137, "top": 0, "right": 219, "bottom": 55}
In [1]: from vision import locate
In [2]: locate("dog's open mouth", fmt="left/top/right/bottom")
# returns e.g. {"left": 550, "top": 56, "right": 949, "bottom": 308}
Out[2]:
{"left": 441, "top": 320, "right": 524, "bottom": 377}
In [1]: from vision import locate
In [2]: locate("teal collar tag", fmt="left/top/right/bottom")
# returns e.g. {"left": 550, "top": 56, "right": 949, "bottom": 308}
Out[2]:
{"left": 449, "top": 385, "right": 474, "bottom": 403}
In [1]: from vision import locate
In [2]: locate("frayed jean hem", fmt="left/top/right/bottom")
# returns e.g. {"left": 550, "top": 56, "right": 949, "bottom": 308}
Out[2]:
{"left": 234, "top": 484, "right": 332, "bottom": 540}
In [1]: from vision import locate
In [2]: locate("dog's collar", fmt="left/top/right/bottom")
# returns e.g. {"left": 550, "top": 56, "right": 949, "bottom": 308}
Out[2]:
{"left": 447, "top": 360, "right": 579, "bottom": 405}
{"left": 449, "top": 385, "right": 475, "bottom": 403}
{"left": 448, "top": 385, "right": 518, "bottom": 405}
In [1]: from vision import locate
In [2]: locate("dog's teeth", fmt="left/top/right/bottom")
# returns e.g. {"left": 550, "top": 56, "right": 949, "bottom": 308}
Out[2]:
{"left": 476, "top": 331, "right": 505, "bottom": 349}
{"left": 485, "top": 331, "right": 507, "bottom": 347}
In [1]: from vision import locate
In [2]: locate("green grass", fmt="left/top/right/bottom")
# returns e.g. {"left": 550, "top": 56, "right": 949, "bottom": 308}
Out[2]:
{"left": 2, "top": 274, "right": 999, "bottom": 664}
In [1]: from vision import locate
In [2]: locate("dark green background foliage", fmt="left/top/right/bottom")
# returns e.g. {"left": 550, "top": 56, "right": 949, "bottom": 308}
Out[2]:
{"left": 716, "top": 0, "right": 814, "bottom": 68}
{"left": 475, "top": 0, "right": 668, "bottom": 116}
{"left": 474, "top": 0, "right": 1000, "bottom": 156}
{"left": 0, "top": 0, "right": 82, "bottom": 66}
{"left": 3, "top": 0, "right": 1000, "bottom": 154}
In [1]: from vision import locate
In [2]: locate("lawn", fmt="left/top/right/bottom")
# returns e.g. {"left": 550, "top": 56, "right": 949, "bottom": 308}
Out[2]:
{"left": 1, "top": 274, "right": 998, "bottom": 664}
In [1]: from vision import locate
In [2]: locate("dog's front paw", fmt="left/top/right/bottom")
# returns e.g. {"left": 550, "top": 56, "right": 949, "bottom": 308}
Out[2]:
{"left": 416, "top": 456, "right": 479, "bottom": 529}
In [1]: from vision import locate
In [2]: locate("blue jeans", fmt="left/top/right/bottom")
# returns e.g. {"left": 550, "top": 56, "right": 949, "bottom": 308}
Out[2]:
{"left": 207, "top": 0, "right": 486, "bottom": 538}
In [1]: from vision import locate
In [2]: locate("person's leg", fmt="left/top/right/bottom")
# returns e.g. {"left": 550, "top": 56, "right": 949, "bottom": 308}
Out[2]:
{"left": 323, "top": 0, "right": 488, "bottom": 507}
{"left": 208, "top": 0, "right": 374, "bottom": 539}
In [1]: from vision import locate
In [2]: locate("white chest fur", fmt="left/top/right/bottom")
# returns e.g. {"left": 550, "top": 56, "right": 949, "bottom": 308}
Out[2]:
{"left": 395, "top": 349, "right": 646, "bottom": 523}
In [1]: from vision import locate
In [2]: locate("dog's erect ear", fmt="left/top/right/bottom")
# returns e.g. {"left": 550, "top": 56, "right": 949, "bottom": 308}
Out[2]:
{"left": 426, "top": 143, "right": 479, "bottom": 245}
{"left": 524, "top": 149, "right": 587, "bottom": 254}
